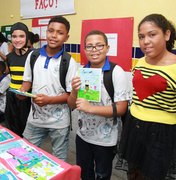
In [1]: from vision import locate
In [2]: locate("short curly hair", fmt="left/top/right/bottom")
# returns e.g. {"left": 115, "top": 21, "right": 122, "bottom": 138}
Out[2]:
{"left": 48, "top": 16, "right": 70, "bottom": 33}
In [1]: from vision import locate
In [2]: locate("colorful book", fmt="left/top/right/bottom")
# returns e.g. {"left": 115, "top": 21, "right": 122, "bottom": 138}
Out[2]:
{"left": 78, "top": 68, "right": 102, "bottom": 102}
{"left": 0, "top": 128, "right": 14, "bottom": 143}
{"left": 9, "top": 88, "right": 36, "bottom": 98}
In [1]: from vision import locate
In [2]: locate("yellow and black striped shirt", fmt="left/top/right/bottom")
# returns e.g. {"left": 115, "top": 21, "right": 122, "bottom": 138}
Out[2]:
{"left": 7, "top": 49, "right": 31, "bottom": 89}
{"left": 131, "top": 57, "right": 176, "bottom": 125}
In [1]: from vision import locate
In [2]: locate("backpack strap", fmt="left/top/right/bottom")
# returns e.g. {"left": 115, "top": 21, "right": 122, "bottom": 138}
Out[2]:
{"left": 59, "top": 51, "right": 72, "bottom": 130}
{"left": 30, "top": 48, "right": 40, "bottom": 82}
{"left": 103, "top": 61, "right": 118, "bottom": 125}
{"left": 104, "top": 61, "right": 128, "bottom": 125}
{"left": 59, "top": 51, "right": 71, "bottom": 92}
{"left": 103, "top": 61, "right": 116, "bottom": 103}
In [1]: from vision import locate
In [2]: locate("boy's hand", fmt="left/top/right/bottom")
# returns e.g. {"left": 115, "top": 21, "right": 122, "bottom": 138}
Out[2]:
{"left": 72, "top": 76, "right": 81, "bottom": 93}
{"left": 33, "top": 94, "right": 50, "bottom": 107}
{"left": 76, "top": 98, "right": 92, "bottom": 113}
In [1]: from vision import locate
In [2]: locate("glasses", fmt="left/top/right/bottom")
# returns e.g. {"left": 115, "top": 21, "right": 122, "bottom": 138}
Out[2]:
{"left": 85, "top": 44, "right": 105, "bottom": 51}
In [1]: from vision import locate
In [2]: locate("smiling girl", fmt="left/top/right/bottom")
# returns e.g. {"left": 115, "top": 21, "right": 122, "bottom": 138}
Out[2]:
{"left": 5, "top": 22, "right": 32, "bottom": 137}
{"left": 120, "top": 14, "right": 176, "bottom": 180}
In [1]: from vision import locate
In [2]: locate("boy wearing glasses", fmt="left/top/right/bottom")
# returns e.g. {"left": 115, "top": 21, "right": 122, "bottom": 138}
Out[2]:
{"left": 68, "top": 30, "right": 131, "bottom": 180}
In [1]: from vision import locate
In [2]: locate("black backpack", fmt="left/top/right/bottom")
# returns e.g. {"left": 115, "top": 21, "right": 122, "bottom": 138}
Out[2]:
{"left": 30, "top": 49, "right": 71, "bottom": 92}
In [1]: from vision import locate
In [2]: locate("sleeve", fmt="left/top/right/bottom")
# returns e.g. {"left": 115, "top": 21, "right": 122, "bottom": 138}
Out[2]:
{"left": 0, "top": 75, "right": 10, "bottom": 94}
{"left": 23, "top": 51, "right": 33, "bottom": 82}
{"left": 113, "top": 65, "right": 132, "bottom": 102}
{"left": 0, "top": 42, "right": 9, "bottom": 55}
{"left": 65, "top": 57, "right": 78, "bottom": 92}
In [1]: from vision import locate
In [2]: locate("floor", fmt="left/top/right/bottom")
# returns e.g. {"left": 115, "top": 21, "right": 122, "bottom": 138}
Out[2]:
{"left": 40, "top": 110, "right": 127, "bottom": 180}
{"left": 0, "top": 110, "right": 127, "bottom": 180}
{"left": 40, "top": 131, "right": 127, "bottom": 180}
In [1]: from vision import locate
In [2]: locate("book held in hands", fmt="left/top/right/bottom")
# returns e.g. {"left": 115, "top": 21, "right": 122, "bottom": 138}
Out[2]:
{"left": 78, "top": 68, "right": 102, "bottom": 102}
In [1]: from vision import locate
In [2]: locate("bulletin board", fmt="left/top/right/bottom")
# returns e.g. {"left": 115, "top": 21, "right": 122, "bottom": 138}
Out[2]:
{"left": 32, "top": 17, "right": 53, "bottom": 48}
{"left": 1, "top": 25, "right": 12, "bottom": 41}
{"left": 80, "top": 17, "right": 134, "bottom": 72}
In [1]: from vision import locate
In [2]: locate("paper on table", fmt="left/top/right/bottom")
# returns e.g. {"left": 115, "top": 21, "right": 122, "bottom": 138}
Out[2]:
{"left": 0, "top": 139, "right": 64, "bottom": 179}
{"left": 0, "top": 128, "right": 14, "bottom": 143}
{"left": 0, "top": 163, "right": 18, "bottom": 180}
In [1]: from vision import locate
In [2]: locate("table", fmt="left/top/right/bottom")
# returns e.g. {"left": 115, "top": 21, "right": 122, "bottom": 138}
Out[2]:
{"left": 0, "top": 125, "right": 81, "bottom": 180}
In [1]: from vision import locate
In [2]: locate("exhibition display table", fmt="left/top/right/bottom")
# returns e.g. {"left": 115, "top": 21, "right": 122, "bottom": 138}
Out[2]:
{"left": 0, "top": 125, "right": 81, "bottom": 180}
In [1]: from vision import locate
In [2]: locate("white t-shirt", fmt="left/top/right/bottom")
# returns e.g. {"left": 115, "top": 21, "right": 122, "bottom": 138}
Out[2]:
{"left": 0, "top": 74, "right": 10, "bottom": 113}
{"left": 77, "top": 65, "right": 132, "bottom": 146}
{"left": 23, "top": 52, "right": 78, "bottom": 129}
{"left": 0, "top": 42, "right": 9, "bottom": 61}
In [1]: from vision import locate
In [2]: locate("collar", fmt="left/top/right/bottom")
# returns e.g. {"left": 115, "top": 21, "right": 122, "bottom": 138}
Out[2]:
{"left": 40, "top": 45, "right": 64, "bottom": 69}
{"left": 85, "top": 57, "right": 111, "bottom": 72}
{"left": 40, "top": 45, "right": 64, "bottom": 59}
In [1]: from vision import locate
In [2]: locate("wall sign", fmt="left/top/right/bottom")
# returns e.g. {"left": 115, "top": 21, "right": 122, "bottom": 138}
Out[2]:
{"left": 20, "top": 0, "right": 75, "bottom": 19}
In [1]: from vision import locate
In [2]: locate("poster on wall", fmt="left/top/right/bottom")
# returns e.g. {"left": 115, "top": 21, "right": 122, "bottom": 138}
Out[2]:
{"left": 32, "top": 17, "right": 52, "bottom": 47}
{"left": 80, "top": 17, "right": 134, "bottom": 72}
{"left": 1, "top": 25, "right": 12, "bottom": 41}
{"left": 20, "top": 0, "right": 75, "bottom": 19}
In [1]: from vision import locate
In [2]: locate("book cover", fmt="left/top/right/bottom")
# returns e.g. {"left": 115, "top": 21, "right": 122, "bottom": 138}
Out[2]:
{"left": 0, "top": 128, "right": 14, "bottom": 143}
{"left": 78, "top": 68, "right": 102, "bottom": 102}
{"left": 9, "top": 88, "right": 36, "bottom": 98}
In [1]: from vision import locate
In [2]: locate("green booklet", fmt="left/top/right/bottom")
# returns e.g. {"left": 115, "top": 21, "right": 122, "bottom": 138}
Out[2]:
{"left": 9, "top": 88, "right": 36, "bottom": 98}
{"left": 78, "top": 68, "right": 102, "bottom": 102}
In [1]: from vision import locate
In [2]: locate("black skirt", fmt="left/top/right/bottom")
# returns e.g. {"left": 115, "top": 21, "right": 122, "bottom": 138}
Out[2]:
{"left": 120, "top": 112, "right": 176, "bottom": 180}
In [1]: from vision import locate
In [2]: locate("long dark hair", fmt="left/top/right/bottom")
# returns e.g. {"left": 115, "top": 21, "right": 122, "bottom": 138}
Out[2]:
{"left": 138, "top": 14, "right": 176, "bottom": 52}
